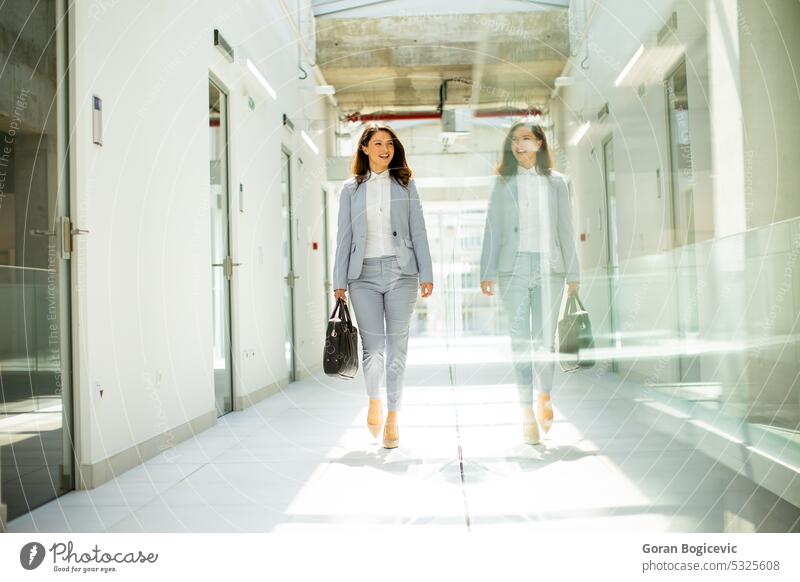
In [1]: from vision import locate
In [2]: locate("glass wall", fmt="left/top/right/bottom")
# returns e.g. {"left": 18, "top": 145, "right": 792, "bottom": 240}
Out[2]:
{"left": 323, "top": 0, "right": 800, "bottom": 529}
{"left": 0, "top": 0, "right": 73, "bottom": 521}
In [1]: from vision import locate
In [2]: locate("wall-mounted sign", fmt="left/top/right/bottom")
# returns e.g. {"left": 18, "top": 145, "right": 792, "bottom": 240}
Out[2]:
{"left": 92, "top": 96, "right": 102, "bottom": 145}
{"left": 214, "top": 29, "right": 234, "bottom": 62}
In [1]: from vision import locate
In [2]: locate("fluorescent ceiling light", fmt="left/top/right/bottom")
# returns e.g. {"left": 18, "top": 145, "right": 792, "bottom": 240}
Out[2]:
{"left": 246, "top": 59, "right": 277, "bottom": 100}
{"left": 570, "top": 121, "right": 591, "bottom": 146}
{"left": 554, "top": 76, "right": 574, "bottom": 87}
{"left": 301, "top": 130, "right": 319, "bottom": 155}
{"left": 615, "top": 44, "right": 644, "bottom": 87}
{"left": 315, "top": 85, "right": 336, "bottom": 95}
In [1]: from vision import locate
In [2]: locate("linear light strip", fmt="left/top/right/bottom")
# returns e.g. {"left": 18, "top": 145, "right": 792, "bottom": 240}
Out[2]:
{"left": 301, "top": 130, "right": 319, "bottom": 155}
{"left": 615, "top": 44, "right": 645, "bottom": 87}
{"left": 246, "top": 59, "right": 277, "bottom": 100}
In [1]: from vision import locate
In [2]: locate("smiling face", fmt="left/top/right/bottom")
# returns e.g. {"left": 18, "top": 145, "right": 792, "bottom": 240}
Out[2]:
{"left": 361, "top": 130, "right": 395, "bottom": 173}
{"left": 510, "top": 125, "right": 542, "bottom": 168}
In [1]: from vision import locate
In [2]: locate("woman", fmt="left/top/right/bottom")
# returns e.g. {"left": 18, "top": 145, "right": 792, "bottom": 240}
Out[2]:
{"left": 332, "top": 122, "right": 434, "bottom": 449}
{"left": 479, "top": 123, "right": 580, "bottom": 445}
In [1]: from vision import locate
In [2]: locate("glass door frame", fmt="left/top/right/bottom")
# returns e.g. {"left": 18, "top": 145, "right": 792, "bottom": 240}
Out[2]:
{"left": 322, "top": 186, "right": 331, "bottom": 317}
{"left": 281, "top": 146, "right": 296, "bottom": 382}
{"left": 58, "top": 0, "right": 76, "bottom": 497}
{"left": 209, "top": 72, "right": 235, "bottom": 416}
{"left": 663, "top": 56, "right": 701, "bottom": 385}
{"left": 664, "top": 57, "right": 696, "bottom": 249}
{"left": 601, "top": 134, "right": 620, "bottom": 373}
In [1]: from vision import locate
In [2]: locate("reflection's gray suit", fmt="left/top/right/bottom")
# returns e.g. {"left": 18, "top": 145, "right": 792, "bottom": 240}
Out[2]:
{"left": 480, "top": 170, "right": 580, "bottom": 283}
{"left": 479, "top": 170, "right": 581, "bottom": 406}
{"left": 333, "top": 176, "right": 433, "bottom": 412}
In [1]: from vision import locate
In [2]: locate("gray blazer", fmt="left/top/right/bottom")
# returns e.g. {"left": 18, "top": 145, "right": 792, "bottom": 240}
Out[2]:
{"left": 479, "top": 170, "right": 580, "bottom": 283}
{"left": 333, "top": 176, "right": 433, "bottom": 290}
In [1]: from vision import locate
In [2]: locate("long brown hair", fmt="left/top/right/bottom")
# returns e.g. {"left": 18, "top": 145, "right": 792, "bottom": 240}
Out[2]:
{"left": 496, "top": 122, "right": 555, "bottom": 177}
{"left": 351, "top": 122, "right": 413, "bottom": 186}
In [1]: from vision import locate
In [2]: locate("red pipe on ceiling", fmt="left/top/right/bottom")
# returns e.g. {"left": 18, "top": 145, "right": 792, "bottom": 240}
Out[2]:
{"left": 344, "top": 108, "right": 543, "bottom": 123}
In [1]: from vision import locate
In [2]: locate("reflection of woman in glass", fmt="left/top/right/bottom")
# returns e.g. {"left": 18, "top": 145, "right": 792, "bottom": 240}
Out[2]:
{"left": 332, "top": 123, "right": 434, "bottom": 449}
{"left": 479, "top": 123, "right": 580, "bottom": 445}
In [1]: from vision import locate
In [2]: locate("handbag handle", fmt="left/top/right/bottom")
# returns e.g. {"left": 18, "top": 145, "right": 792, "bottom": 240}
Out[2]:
{"left": 329, "top": 298, "right": 353, "bottom": 326}
{"left": 339, "top": 300, "right": 353, "bottom": 326}
{"left": 328, "top": 299, "right": 341, "bottom": 321}
{"left": 564, "top": 292, "right": 588, "bottom": 315}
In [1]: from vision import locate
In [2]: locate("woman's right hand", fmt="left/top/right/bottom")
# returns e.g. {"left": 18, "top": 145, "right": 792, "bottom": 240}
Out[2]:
{"left": 480, "top": 280, "right": 494, "bottom": 297}
{"left": 334, "top": 288, "right": 347, "bottom": 302}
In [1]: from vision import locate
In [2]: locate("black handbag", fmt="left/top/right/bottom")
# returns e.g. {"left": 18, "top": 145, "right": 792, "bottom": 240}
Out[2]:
{"left": 323, "top": 298, "right": 359, "bottom": 379}
{"left": 557, "top": 292, "right": 595, "bottom": 370}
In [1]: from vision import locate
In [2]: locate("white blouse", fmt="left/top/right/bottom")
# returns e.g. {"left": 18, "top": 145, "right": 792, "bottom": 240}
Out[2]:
{"left": 364, "top": 170, "right": 396, "bottom": 258}
{"left": 516, "top": 165, "right": 551, "bottom": 253}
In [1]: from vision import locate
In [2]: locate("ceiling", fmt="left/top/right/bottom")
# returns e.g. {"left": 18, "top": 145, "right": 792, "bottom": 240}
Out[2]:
{"left": 312, "top": 0, "right": 570, "bottom": 18}
{"left": 313, "top": 3, "right": 571, "bottom": 115}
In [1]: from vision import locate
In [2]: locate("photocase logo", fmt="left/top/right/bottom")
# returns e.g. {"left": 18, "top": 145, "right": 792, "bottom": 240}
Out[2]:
{"left": 20, "top": 542, "right": 46, "bottom": 570}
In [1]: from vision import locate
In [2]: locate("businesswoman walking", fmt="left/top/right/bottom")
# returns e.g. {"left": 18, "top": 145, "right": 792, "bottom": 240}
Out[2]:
{"left": 333, "top": 122, "right": 434, "bottom": 449}
{"left": 479, "top": 122, "right": 580, "bottom": 445}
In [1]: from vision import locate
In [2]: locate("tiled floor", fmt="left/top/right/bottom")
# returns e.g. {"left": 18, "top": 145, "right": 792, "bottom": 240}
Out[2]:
{"left": 8, "top": 340, "right": 800, "bottom": 533}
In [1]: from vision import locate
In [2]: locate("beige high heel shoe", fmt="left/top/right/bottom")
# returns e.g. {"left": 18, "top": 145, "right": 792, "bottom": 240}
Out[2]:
{"left": 538, "top": 393, "right": 554, "bottom": 433}
{"left": 383, "top": 421, "right": 399, "bottom": 449}
{"left": 523, "top": 421, "right": 541, "bottom": 445}
{"left": 523, "top": 408, "right": 541, "bottom": 445}
{"left": 367, "top": 398, "right": 383, "bottom": 438}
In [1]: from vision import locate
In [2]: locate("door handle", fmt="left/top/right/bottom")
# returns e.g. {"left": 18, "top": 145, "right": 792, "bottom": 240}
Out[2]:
{"left": 224, "top": 255, "right": 241, "bottom": 280}
{"left": 29, "top": 226, "right": 88, "bottom": 238}
{"left": 213, "top": 256, "right": 241, "bottom": 280}
{"left": 59, "top": 217, "right": 89, "bottom": 258}
{"left": 284, "top": 271, "right": 300, "bottom": 287}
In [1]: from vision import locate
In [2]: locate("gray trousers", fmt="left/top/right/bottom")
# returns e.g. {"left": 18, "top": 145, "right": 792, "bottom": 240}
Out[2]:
{"left": 348, "top": 256, "right": 419, "bottom": 412}
{"left": 498, "top": 252, "right": 565, "bottom": 407}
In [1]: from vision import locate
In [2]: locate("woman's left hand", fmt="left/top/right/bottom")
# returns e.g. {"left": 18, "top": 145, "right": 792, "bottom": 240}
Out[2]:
{"left": 420, "top": 282, "right": 433, "bottom": 298}
{"left": 567, "top": 282, "right": 580, "bottom": 296}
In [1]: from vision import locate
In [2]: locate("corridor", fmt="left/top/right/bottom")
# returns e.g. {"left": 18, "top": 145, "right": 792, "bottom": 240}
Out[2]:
{"left": 1, "top": 2, "right": 799, "bottom": 566}
{"left": 8, "top": 338, "right": 797, "bottom": 533}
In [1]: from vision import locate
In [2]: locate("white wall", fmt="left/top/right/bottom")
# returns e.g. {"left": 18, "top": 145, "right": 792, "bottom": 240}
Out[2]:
{"left": 69, "top": 0, "right": 333, "bottom": 478}
{"left": 739, "top": 0, "right": 800, "bottom": 228}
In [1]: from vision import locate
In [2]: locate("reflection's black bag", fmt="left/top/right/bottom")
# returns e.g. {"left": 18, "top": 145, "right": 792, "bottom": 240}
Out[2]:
{"left": 323, "top": 298, "right": 359, "bottom": 379}
{"left": 557, "top": 292, "right": 595, "bottom": 370}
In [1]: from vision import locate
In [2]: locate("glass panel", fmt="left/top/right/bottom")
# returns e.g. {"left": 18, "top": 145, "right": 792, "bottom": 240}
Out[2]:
{"left": 327, "top": 0, "right": 799, "bottom": 530}
{"left": 603, "top": 139, "right": 621, "bottom": 368}
{"left": 666, "top": 60, "right": 702, "bottom": 386}
{"left": 322, "top": 188, "right": 331, "bottom": 316}
{"left": 666, "top": 60, "right": 695, "bottom": 248}
{"left": 0, "top": 0, "right": 73, "bottom": 520}
{"left": 603, "top": 139, "right": 619, "bottom": 269}
{"left": 280, "top": 150, "right": 295, "bottom": 382}
{"left": 209, "top": 80, "right": 232, "bottom": 416}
